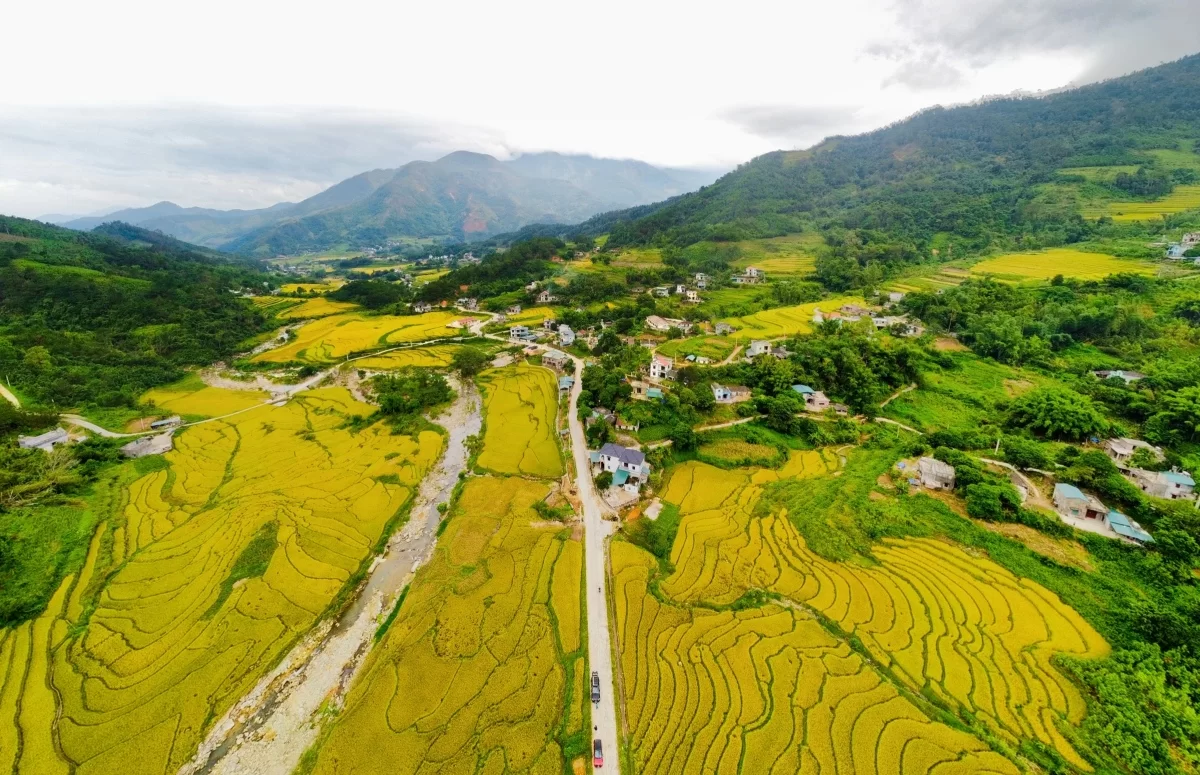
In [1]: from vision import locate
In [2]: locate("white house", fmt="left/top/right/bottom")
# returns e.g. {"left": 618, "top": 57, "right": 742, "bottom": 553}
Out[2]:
{"left": 537, "top": 289, "right": 557, "bottom": 304}
{"left": 595, "top": 443, "right": 651, "bottom": 491}
{"left": 507, "top": 304, "right": 522, "bottom": 315}
{"left": 412, "top": 301, "right": 432, "bottom": 313}
{"left": 1104, "top": 437, "right": 1164, "bottom": 469}
{"left": 714, "top": 322, "right": 733, "bottom": 335}
{"left": 917, "top": 457, "right": 955, "bottom": 490}
{"left": 747, "top": 340, "right": 772, "bottom": 358}
{"left": 1093, "top": 369, "right": 1145, "bottom": 384}
{"left": 558, "top": 325, "right": 575, "bottom": 346}
{"left": 542, "top": 349, "right": 571, "bottom": 370}
{"left": 18, "top": 427, "right": 69, "bottom": 452}
{"left": 675, "top": 284, "right": 688, "bottom": 295}
{"left": 456, "top": 297, "right": 479, "bottom": 311}
{"left": 649, "top": 353, "right": 674, "bottom": 381}
{"left": 694, "top": 272, "right": 708, "bottom": 288}
{"left": 684, "top": 289, "right": 700, "bottom": 303}
{"left": 644, "top": 315, "right": 692, "bottom": 334}
{"left": 652, "top": 286, "right": 671, "bottom": 298}
{"left": 711, "top": 384, "right": 752, "bottom": 404}
{"left": 509, "top": 325, "right": 531, "bottom": 341}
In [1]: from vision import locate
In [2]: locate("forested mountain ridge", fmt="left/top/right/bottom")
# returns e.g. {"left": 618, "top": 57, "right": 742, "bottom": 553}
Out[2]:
{"left": 0, "top": 216, "right": 268, "bottom": 410}
{"left": 588, "top": 54, "right": 1200, "bottom": 252}
{"left": 57, "top": 152, "right": 719, "bottom": 254}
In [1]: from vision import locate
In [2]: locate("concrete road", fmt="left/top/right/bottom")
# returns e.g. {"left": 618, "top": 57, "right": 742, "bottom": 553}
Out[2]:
{"left": 565, "top": 356, "right": 621, "bottom": 773}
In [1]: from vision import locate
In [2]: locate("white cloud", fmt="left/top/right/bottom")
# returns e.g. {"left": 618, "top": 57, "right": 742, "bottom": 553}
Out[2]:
{"left": 0, "top": 0, "right": 1194, "bottom": 218}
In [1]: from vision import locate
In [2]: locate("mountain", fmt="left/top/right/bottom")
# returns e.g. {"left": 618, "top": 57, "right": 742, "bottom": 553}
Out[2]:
{"left": 59, "top": 152, "right": 721, "bottom": 255}
{"left": 583, "top": 53, "right": 1200, "bottom": 252}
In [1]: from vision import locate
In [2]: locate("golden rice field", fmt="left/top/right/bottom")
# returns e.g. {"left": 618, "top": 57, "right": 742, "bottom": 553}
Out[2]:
{"left": 1081, "top": 185, "right": 1200, "bottom": 222}
{"left": 614, "top": 460, "right": 1110, "bottom": 772}
{"left": 503, "top": 305, "right": 558, "bottom": 326}
{"left": 476, "top": 365, "right": 564, "bottom": 478}
{"left": 969, "top": 249, "right": 1154, "bottom": 281}
{"left": 730, "top": 233, "right": 820, "bottom": 276}
{"left": 351, "top": 344, "right": 463, "bottom": 370}
{"left": 141, "top": 376, "right": 268, "bottom": 418}
{"left": 0, "top": 388, "right": 442, "bottom": 774}
{"left": 279, "top": 280, "right": 344, "bottom": 293}
{"left": 276, "top": 297, "right": 360, "bottom": 320}
{"left": 720, "top": 296, "right": 864, "bottom": 339}
{"left": 254, "top": 310, "right": 475, "bottom": 364}
{"left": 413, "top": 269, "right": 449, "bottom": 286}
{"left": 306, "top": 475, "right": 587, "bottom": 775}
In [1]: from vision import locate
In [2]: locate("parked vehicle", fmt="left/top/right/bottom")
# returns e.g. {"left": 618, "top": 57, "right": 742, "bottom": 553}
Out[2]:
{"left": 593, "top": 739, "right": 603, "bottom": 768}
{"left": 591, "top": 671, "right": 601, "bottom": 703}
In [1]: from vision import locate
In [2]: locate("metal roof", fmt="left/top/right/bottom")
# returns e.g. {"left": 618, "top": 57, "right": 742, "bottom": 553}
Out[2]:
{"left": 792, "top": 384, "right": 814, "bottom": 394}
{"left": 1106, "top": 511, "right": 1154, "bottom": 543}
{"left": 1163, "top": 471, "right": 1195, "bottom": 486}
{"left": 1054, "top": 482, "right": 1086, "bottom": 501}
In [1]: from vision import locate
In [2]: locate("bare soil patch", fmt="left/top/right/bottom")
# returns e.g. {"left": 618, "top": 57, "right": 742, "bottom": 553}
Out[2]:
{"left": 934, "top": 337, "right": 968, "bottom": 352}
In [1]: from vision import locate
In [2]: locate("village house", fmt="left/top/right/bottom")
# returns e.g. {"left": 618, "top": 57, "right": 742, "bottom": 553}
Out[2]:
{"left": 1184, "top": 232, "right": 1200, "bottom": 248}
{"left": 507, "top": 304, "right": 522, "bottom": 315}
{"left": 589, "top": 407, "right": 616, "bottom": 426}
{"left": 456, "top": 297, "right": 479, "bottom": 311}
{"left": 675, "top": 284, "right": 688, "bottom": 295}
{"left": 536, "top": 289, "right": 557, "bottom": 304}
{"left": 1053, "top": 483, "right": 1108, "bottom": 521}
{"left": 542, "top": 349, "right": 570, "bottom": 370}
{"left": 615, "top": 415, "right": 639, "bottom": 431}
{"left": 509, "top": 325, "right": 531, "bottom": 341}
{"left": 771, "top": 346, "right": 790, "bottom": 360}
{"left": 1167, "top": 244, "right": 1187, "bottom": 259}
{"left": 714, "top": 322, "right": 733, "bottom": 335}
{"left": 1106, "top": 510, "right": 1154, "bottom": 545}
{"left": 558, "top": 375, "right": 575, "bottom": 392}
{"left": 558, "top": 325, "right": 575, "bottom": 346}
{"left": 412, "top": 301, "right": 432, "bottom": 313}
{"left": 593, "top": 443, "right": 651, "bottom": 492}
{"left": 644, "top": 315, "right": 692, "bottom": 334}
{"left": 525, "top": 281, "right": 539, "bottom": 292}
{"left": 1130, "top": 468, "right": 1196, "bottom": 500}
{"left": 694, "top": 272, "right": 708, "bottom": 288}
{"left": 731, "top": 267, "right": 765, "bottom": 285}
{"left": 917, "top": 457, "right": 956, "bottom": 490}
{"left": 447, "top": 317, "right": 476, "bottom": 330}
{"left": 684, "top": 289, "right": 701, "bottom": 303}
{"left": 1104, "top": 437, "right": 1164, "bottom": 469}
{"left": 747, "top": 340, "right": 772, "bottom": 358}
{"left": 18, "top": 427, "right": 69, "bottom": 452}
{"left": 543, "top": 318, "right": 558, "bottom": 330}
{"left": 711, "top": 383, "right": 752, "bottom": 403}
{"left": 804, "top": 391, "right": 831, "bottom": 411}
{"left": 649, "top": 353, "right": 674, "bottom": 381}
{"left": 150, "top": 416, "right": 182, "bottom": 430}
{"left": 652, "top": 286, "right": 671, "bottom": 298}
{"left": 1092, "top": 369, "right": 1145, "bottom": 384}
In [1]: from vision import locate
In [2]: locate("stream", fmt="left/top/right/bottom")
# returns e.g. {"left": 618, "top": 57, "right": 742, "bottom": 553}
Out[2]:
{"left": 180, "top": 376, "right": 482, "bottom": 775}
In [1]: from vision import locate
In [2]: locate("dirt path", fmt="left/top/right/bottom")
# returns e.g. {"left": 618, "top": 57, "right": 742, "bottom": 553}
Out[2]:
{"left": 874, "top": 416, "right": 922, "bottom": 435}
{"left": 0, "top": 383, "right": 19, "bottom": 408}
{"left": 880, "top": 383, "right": 916, "bottom": 408}
{"left": 184, "top": 377, "right": 482, "bottom": 775}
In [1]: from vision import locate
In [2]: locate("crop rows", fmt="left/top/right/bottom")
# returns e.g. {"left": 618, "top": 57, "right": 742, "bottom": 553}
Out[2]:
{"left": 1081, "top": 184, "right": 1200, "bottom": 221}
{"left": 308, "top": 366, "right": 584, "bottom": 773}
{"left": 0, "top": 387, "right": 441, "bottom": 773}
{"left": 720, "top": 296, "right": 863, "bottom": 339}
{"left": 613, "top": 543, "right": 1020, "bottom": 775}
{"left": 254, "top": 310, "right": 476, "bottom": 364}
{"left": 476, "top": 366, "right": 564, "bottom": 478}
{"left": 352, "top": 344, "right": 463, "bottom": 371}
{"left": 969, "top": 249, "right": 1153, "bottom": 281}
{"left": 639, "top": 461, "right": 1108, "bottom": 770}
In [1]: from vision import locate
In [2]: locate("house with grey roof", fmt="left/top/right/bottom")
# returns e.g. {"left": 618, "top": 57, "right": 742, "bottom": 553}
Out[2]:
{"left": 18, "top": 427, "right": 69, "bottom": 452}
{"left": 1104, "top": 437, "right": 1164, "bottom": 469}
{"left": 594, "top": 443, "right": 651, "bottom": 492}
{"left": 917, "top": 457, "right": 955, "bottom": 490}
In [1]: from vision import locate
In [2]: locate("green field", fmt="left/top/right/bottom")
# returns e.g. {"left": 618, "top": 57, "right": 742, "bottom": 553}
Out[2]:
{"left": 656, "top": 336, "right": 736, "bottom": 362}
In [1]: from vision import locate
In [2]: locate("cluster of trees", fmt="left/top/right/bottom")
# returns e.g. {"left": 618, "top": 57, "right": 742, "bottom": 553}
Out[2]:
{"left": 329, "top": 279, "right": 409, "bottom": 309}
{"left": 419, "top": 238, "right": 562, "bottom": 301}
{"left": 0, "top": 217, "right": 269, "bottom": 410}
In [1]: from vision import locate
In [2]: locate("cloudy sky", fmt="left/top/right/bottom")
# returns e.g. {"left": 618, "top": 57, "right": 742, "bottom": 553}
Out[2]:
{"left": 2, "top": 0, "right": 1196, "bottom": 219}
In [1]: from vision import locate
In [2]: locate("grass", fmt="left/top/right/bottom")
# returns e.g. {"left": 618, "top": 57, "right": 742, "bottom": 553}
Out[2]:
{"left": 655, "top": 336, "right": 735, "bottom": 362}
{"left": 969, "top": 249, "right": 1156, "bottom": 281}
{"left": 0, "top": 387, "right": 443, "bottom": 773}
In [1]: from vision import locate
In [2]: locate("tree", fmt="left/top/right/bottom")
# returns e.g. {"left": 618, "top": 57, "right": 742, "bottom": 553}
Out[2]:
{"left": 1001, "top": 436, "right": 1049, "bottom": 469}
{"left": 669, "top": 422, "right": 699, "bottom": 451}
{"left": 1146, "top": 386, "right": 1200, "bottom": 443}
{"left": 451, "top": 347, "right": 489, "bottom": 377}
{"left": 1007, "top": 387, "right": 1110, "bottom": 440}
{"left": 595, "top": 471, "right": 613, "bottom": 490}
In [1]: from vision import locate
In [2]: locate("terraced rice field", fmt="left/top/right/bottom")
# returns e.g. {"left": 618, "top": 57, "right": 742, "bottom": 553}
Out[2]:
{"left": 254, "top": 310, "right": 475, "bottom": 364}
{"left": 412, "top": 269, "right": 449, "bottom": 286}
{"left": 306, "top": 475, "right": 586, "bottom": 775}
{"left": 729, "top": 233, "right": 820, "bottom": 276}
{"left": 141, "top": 377, "right": 269, "bottom": 418}
{"left": 613, "top": 459, "right": 1110, "bottom": 772}
{"left": 279, "top": 281, "right": 344, "bottom": 293}
{"left": 351, "top": 344, "right": 463, "bottom": 370}
{"left": 504, "top": 305, "right": 559, "bottom": 326}
{"left": 970, "top": 249, "right": 1155, "bottom": 281}
{"left": 476, "top": 366, "right": 564, "bottom": 478}
{"left": 1080, "top": 185, "right": 1200, "bottom": 221}
{"left": 721, "top": 296, "right": 863, "bottom": 339}
{"left": 275, "top": 297, "right": 359, "bottom": 320}
{"left": 0, "top": 388, "right": 442, "bottom": 774}
{"left": 888, "top": 268, "right": 968, "bottom": 294}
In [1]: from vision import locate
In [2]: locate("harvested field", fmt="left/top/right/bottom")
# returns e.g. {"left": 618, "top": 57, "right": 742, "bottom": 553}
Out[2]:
{"left": 625, "top": 460, "right": 1110, "bottom": 771}
{"left": 306, "top": 475, "right": 586, "bottom": 775}
{"left": 253, "top": 310, "right": 474, "bottom": 364}
{"left": 0, "top": 388, "right": 442, "bottom": 774}
{"left": 476, "top": 365, "right": 564, "bottom": 478}
{"left": 970, "top": 249, "right": 1154, "bottom": 281}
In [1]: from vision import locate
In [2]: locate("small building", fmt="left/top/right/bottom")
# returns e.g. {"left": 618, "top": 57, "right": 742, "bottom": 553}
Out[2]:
{"left": 1092, "top": 369, "right": 1145, "bottom": 384}
{"left": 804, "top": 391, "right": 831, "bottom": 411}
{"left": 694, "top": 272, "right": 708, "bottom": 289}
{"left": 18, "top": 427, "right": 69, "bottom": 452}
{"left": 684, "top": 289, "right": 700, "bottom": 303}
{"left": 456, "top": 297, "right": 479, "bottom": 311}
{"left": 412, "top": 301, "right": 432, "bottom": 313}
{"left": 747, "top": 340, "right": 772, "bottom": 358}
{"left": 558, "top": 375, "right": 575, "bottom": 392}
{"left": 447, "top": 317, "right": 476, "bottom": 330}
{"left": 149, "top": 416, "right": 182, "bottom": 430}
{"left": 558, "top": 325, "right": 575, "bottom": 346}
{"left": 1106, "top": 510, "right": 1154, "bottom": 545}
{"left": 645, "top": 387, "right": 664, "bottom": 400}
{"left": 1130, "top": 468, "right": 1196, "bottom": 500}
{"left": 1053, "top": 483, "right": 1107, "bottom": 520}
{"left": 792, "top": 384, "right": 815, "bottom": 398}
{"left": 1167, "top": 244, "right": 1186, "bottom": 259}
{"left": 644, "top": 315, "right": 692, "bottom": 334}
{"left": 675, "top": 284, "right": 688, "bottom": 295}
{"left": 652, "top": 286, "right": 671, "bottom": 298}
{"left": 589, "top": 408, "right": 616, "bottom": 425}
{"left": 537, "top": 289, "right": 557, "bottom": 304}
{"left": 649, "top": 353, "right": 674, "bottom": 381}
{"left": 120, "top": 432, "right": 174, "bottom": 458}
{"left": 770, "top": 346, "right": 790, "bottom": 359}
{"left": 507, "top": 304, "right": 523, "bottom": 315}
{"left": 544, "top": 318, "right": 558, "bottom": 330}
{"left": 712, "top": 384, "right": 752, "bottom": 404}
{"left": 542, "top": 349, "right": 570, "bottom": 370}
{"left": 714, "top": 322, "right": 733, "bottom": 335}
{"left": 731, "top": 268, "right": 764, "bottom": 285}
{"left": 1104, "top": 437, "right": 1164, "bottom": 469}
{"left": 917, "top": 457, "right": 955, "bottom": 490}
{"left": 509, "top": 325, "right": 531, "bottom": 341}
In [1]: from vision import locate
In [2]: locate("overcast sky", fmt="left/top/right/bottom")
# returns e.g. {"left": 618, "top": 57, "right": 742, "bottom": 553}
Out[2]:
{"left": 2, "top": 0, "right": 1197, "bottom": 219}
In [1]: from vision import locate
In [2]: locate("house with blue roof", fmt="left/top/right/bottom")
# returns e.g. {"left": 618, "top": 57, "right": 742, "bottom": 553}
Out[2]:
{"left": 792, "top": 384, "right": 814, "bottom": 396}
{"left": 1130, "top": 468, "right": 1196, "bottom": 500}
{"left": 1105, "top": 510, "right": 1154, "bottom": 545}
{"left": 1053, "top": 483, "right": 1107, "bottom": 521}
